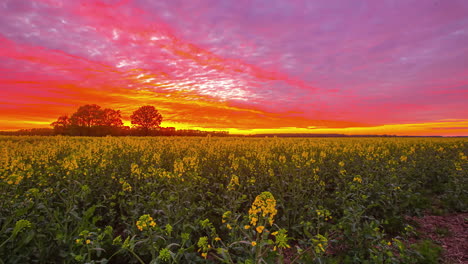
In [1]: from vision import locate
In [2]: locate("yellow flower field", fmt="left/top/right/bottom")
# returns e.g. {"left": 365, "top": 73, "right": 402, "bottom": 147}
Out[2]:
{"left": 0, "top": 136, "right": 466, "bottom": 263}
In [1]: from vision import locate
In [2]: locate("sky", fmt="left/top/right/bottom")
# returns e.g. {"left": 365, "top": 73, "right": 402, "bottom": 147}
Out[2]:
{"left": 0, "top": 0, "right": 467, "bottom": 136}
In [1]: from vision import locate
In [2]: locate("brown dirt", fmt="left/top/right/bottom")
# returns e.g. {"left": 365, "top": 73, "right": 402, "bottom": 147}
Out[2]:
{"left": 408, "top": 213, "right": 468, "bottom": 264}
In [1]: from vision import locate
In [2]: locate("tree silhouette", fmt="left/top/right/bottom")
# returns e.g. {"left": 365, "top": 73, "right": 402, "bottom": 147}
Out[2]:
{"left": 49, "top": 104, "right": 168, "bottom": 136}
{"left": 71, "top": 104, "right": 103, "bottom": 127}
{"left": 101, "top": 108, "right": 123, "bottom": 127}
{"left": 50, "top": 115, "right": 70, "bottom": 135}
{"left": 130, "top": 105, "right": 163, "bottom": 135}
{"left": 69, "top": 104, "right": 104, "bottom": 136}
{"left": 100, "top": 108, "right": 124, "bottom": 135}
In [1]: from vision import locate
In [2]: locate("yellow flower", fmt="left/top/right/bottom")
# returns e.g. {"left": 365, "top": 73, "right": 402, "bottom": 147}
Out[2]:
{"left": 86, "top": 239, "right": 91, "bottom": 244}
{"left": 75, "top": 239, "right": 81, "bottom": 244}
{"left": 227, "top": 175, "right": 240, "bottom": 191}
{"left": 256, "top": 226, "right": 265, "bottom": 233}
{"left": 318, "top": 243, "right": 324, "bottom": 252}
{"left": 249, "top": 192, "right": 277, "bottom": 226}
{"left": 250, "top": 217, "right": 258, "bottom": 226}
{"left": 251, "top": 241, "right": 257, "bottom": 246}
{"left": 226, "top": 224, "right": 232, "bottom": 230}
{"left": 201, "top": 252, "right": 207, "bottom": 259}
{"left": 136, "top": 214, "right": 156, "bottom": 231}
{"left": 215, "top": 237, "right": 221, "bottom": 241}
{"left": 244, "top": 225, "right": 251, "bottom": 229}
{"left": 312, "top": 234, "right": 328, "bottom": 254}
{"left": 387, "top": 241, "right": 392, "bottom": 246}
{"left": 353, "top": 177, "right": 362, "bottom": 183}
{"left": 271, "top": 231, "right": 278, "bottom": 236}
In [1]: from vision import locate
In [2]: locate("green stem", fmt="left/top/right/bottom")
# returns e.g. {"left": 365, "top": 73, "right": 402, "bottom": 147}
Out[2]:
{"left": 0, "top": 235, "right": 12, "bottom": 249}
{"left": 149, "top": 230, "right": 155, "bottom": 260}
{"left": 106, "top": 248, "right": 124, "bottom": 262}
{"left": 130, "top": 249, "right": 146, "bottom": 264}
{"left": 216, "top": 242, "right": 235, "bottom": 264}
{"left": 87, "top": 245, "right": 91, "bottom": 262}
{"left": 255, "top": 233, "right": 261, "bottom": 264}
{"left": 40, "top": 197, "right": 65, "bottom": 231}
{"left": 276, "top": 248, "right": 284, "bottom": 264}
{"left": 289, "top": 245, "right": 315, "bottom": 264}
{"left": 210, "top": 252, "right": 226, "bottom": 263}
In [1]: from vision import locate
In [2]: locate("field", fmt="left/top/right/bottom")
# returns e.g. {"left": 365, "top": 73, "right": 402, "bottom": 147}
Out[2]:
{"left": 0, "top": 136, "right": 467, "bottom": 263}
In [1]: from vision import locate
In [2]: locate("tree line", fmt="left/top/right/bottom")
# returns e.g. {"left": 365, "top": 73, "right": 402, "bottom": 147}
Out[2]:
{"left": 48, "top": 104, "right": 161, "bottom": 136}
{"left": 0, "top": 104, "right": 229, "bottom": 137}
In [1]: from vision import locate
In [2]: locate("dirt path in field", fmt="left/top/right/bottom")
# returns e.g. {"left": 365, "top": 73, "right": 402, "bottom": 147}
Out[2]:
{"left": 408, "top": 213, "right": 468, "bottom": 264}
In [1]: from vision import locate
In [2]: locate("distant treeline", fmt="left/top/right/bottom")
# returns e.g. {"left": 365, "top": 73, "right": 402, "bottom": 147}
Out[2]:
{"left": 249, "top": 133, "right": 444, "bottom": 138}
{"left": 0, "top": 104, "right": 229, "bottom": 137}
{"left": 0, "top": 128, "right": 230, "bottom": 137}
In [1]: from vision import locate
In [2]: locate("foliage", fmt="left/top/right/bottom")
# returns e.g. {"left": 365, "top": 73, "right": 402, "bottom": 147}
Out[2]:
{"left": 47, "top": 104, "right": 229, "bottom": 137}
{"left": 130, "top": 105, "right": 163, "bottom": 135}
{"left": 0, "top": 136, "right": 466, "bottom": 263}
{"left": 51, "top": 104, "right": 124, "bottom": 136}
{"left": 409, "top": 240, "right": 443, "bottom": 264}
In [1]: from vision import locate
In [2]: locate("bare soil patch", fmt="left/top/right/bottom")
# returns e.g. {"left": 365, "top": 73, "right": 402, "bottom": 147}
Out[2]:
{"left": 408, "top": 213, "right": 468, "bottom": 263}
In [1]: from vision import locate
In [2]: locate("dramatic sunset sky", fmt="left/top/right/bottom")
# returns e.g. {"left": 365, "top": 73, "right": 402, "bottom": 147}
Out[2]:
{"left": 1, "top": 0, "right": 467, "bottom": 135}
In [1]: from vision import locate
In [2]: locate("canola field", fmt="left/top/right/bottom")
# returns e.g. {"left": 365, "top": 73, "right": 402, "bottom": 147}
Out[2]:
{"left": 0, "top": 136, "right": 467, "bottom": 263}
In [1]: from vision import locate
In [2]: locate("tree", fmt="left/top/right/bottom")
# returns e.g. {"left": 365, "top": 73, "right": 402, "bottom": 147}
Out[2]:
{"left": 50, "top": 115, "right": 71, "bottom": 135}
{"left": 70, "top": 104, "right": 104, "bottom": 136}
{"left": 101, "top": 108, "right": 123, "bottom": 127}
{"left": 100, "top": 108, "right": 124, "bottom": 136}
{"left": 50, "top": 104, "right": 125, "bottom": 136}
{"left": 130, "top": 105, "right": 163, "bottom": 135}
{"left": 71, "top": 104, "right": 104, "bottom": 128}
